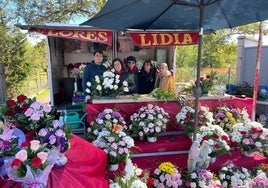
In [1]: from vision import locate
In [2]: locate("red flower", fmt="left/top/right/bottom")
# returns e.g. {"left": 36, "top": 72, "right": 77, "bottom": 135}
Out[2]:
{"left": 11, "top": 159, "right": 22, "bottom": 167}
{"left": 185, "top": 181, "right": 191, "bottom": 187}
{"left": 215, "top": 144, "right": 220, "bottom": 149}
{"left": 213, "top": 133, "right": 219, "bottom": 139}
{"left": 206, "top": 74, "right": 211, "bottom": 79}
{"left": 138, "top": 170, "right": 145, "bottom": 178}
{"left": 5, "top": 110, "right": 15, "bottom": 116}
{"left": 31, "top": 157, "right": 42, "bottom": 167}
{"left": 200, "top": 76, "right": 204, "bottom": 81}
{"left": 21, "top": 141, "right": 30, "bottom": 148}
{"left": 251, "top": 127, "right": 258, "bottom": 133}
{"left": 203, "top": 136, "right": 209, "bottom": 141}
{"left": 146, "top": 177, "right": 154, "bottom": 186}
{"left": 17, "top": 95, "right": 27, "bottom": 103}
{"left": 241, "top": 131, "right": 247, "bottom": 136}
{"left": 22, "top": 103, "right": 29, "bottom": 111}
{"left": 13, "top": 106, "right": 21, "bottom": 113}
{"left": 221, "top": 135, "right": 229, "bottom": 141}
{"left": 6, "top": 99, "right": 15, "bottom": 107}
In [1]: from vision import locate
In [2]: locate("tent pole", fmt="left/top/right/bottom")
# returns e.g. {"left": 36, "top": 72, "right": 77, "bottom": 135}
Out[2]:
{"left": 252, "top": 21, "right": 263, "bottom": 121}
{"left": 193, "top": 3, "right": 204, "bottom": 141}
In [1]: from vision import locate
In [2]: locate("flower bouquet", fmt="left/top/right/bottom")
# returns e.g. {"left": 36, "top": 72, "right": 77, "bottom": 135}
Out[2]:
{"left": 129, "top": 104, "right": 170, "bottom": 141}
{"left": 110, "top": 158, "right": 149, "bottom": 188}
{"left": 230, "top": 121, "right": 267, "bottom": 155}
{"left": 4, "top": 140, "right": 58, "bottom": 188}
{"left": 150, "top": 161, "right": 183, "bottom": 187}
{"left": 176, "top": 105, "right": 213, "bottom": 137}
{"left": 198, "top": 71, "right": 217, "bottom": 95}
{"left": 213, "top": 105, "right": 250, "bottom": 132}
{"left": 17, "top": 101, "right": 56, "bottom": 132}
{"left": 93, "top": 129, "right": 134, "bottom": 169}
{"left": 218, "top": 162, "right": 252, "bottom": 188}
{"left": 196, "top": 124, "right": 231, "bottom": 159}
{"left": 0, "top": 123, "right": 25, "bottom": 178}
{"left": 85, "top": 69, "right": 129, "bottom": 98}
{"left": 86, "top": 108, "right": 128, "bottom": 141}
{"left": 185, "top": 168, "right": 222, "bottom": 188}
{"left": 0, "top": 94, "right": 34, "bottom": 124}
{"left": 37, "top": 120, "right": 72, "bottom": 167}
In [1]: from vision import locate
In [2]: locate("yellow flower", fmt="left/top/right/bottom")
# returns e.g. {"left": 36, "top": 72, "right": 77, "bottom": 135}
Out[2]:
{"left": 229, "top": 117, "right": 236, "bottom": 124}
{"left": 159, "top": 162, "right": 175, "bottom": 175}
{"left": 226, "top": 112, "right": 233, "bottom": 118}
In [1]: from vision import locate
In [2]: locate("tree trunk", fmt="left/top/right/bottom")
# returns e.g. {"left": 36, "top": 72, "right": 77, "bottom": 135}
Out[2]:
{"left": 0, "top": 64, "right": 7, "bottom": 103}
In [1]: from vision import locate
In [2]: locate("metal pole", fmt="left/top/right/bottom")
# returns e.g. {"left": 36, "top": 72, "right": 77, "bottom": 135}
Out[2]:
{"left": 193, "top": 3, "right": 204, "bottom": 141}
{"left": 252, "top": 22, "right": 263, "bottom": 121}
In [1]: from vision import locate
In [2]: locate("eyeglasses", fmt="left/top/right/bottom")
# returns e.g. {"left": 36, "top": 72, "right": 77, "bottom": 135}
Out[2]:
{"left": 128, "top": 61, "right": 135, "bottom": 64}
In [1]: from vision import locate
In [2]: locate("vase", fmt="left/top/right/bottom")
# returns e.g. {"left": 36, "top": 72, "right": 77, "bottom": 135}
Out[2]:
{"left": 147, "top": 137, "right": 157, "bottom": 143}
{"left": 243, "top": 151, "right": 254, "bottom": 157}
{"left": 201, "top": 91, "right": 209, "bottom": 96}
{"left": 109, "top": 164, "right": 119, "bottom": 171}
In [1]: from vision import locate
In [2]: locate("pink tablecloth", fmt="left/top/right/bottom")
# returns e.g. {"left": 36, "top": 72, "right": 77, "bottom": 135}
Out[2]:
{"left": 0, "top": 134, "right": 109, "bottom": 188}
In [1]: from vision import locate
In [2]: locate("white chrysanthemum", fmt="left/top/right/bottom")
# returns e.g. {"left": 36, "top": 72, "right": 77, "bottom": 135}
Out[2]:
{"left": 96, "top": 85, "right": 102, "bottom": 91}
{"left": 86, "top": 82, "right": 91, "bottom": 87}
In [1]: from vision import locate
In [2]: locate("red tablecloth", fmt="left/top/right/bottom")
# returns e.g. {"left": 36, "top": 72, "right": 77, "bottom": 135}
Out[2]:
{"left": 86, "top": 96, "right": 253, "bottom": 131}
{"left": 0, "top": 134, "right": 109, "bottom": 188}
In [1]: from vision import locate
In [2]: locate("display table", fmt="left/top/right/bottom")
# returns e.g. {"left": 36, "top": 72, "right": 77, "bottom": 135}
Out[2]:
{"left": 86, "top": 95, "right": 253, "bottom": 131}
{"left": 0, "top": 134, "right": 109, "bottom": 188}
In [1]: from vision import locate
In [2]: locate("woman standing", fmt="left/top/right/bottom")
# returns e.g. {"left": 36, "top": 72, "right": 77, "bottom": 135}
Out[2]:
{"left": 111, "top": 58, "right": 125, "bottom": 88}
{"left": 138, "top": 59, "right": 157, "bottom": 94}
{"left": 155, "top": 63, "right": 175, "bottom": 93}
{"left": 122, "top": 56, "right": 139, "bottom": 94}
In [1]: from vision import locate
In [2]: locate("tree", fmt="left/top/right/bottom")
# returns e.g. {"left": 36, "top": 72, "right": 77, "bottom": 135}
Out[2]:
{"left": 0, "top": 0, "right": 106, "bottom": 101}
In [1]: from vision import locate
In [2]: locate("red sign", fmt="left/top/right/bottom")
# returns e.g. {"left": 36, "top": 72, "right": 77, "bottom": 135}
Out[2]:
{"left": 29, "top": 29, "right": 113, "bottom": 45}
{"left": 130, "top": 32, "right": 199, "bottom": 47}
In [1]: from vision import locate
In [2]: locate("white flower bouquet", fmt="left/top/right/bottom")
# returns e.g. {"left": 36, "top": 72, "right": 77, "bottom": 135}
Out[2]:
{"left": 196, "top": 124, "right": 231, "bottom": 158}
{"left": 129, "top": 104, "right": 169, "bottom": 140}
{"left": 218, "top": 162, "right": 252, "bottom": 188}
{"left": 85, "top": 69, "right": 129, "bottom": 98}
{"left": 230, "top": 121, "right": 268, "bottom": 155}
{"left": 176, "top": 105, "right": 213, "bottom": 137}
{"left": 110, "top": 158, "right": 148, "bottom": 188}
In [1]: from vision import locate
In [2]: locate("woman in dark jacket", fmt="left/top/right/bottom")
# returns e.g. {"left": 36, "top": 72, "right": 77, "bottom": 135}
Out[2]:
{"left": 122, "top": 56, "right": 139, "bottom": 94}
{"left": 138, "top": 59, "right": 157, "bottom": 94}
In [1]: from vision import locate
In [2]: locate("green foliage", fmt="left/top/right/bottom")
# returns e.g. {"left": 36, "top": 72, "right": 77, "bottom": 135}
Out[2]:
{"left": 149, "top": 88, "right": 178, "bottom": 101}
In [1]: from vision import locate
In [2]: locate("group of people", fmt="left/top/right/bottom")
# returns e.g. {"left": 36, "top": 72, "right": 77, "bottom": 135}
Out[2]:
{"left": 82, "top": 50, "right": 175, "bottom": 95}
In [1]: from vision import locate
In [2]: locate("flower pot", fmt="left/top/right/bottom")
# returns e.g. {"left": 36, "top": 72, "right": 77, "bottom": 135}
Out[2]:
{"left": 147, "top": 137, "right": 157, "bottom": 143}
{"left": 243, "top": 151, "right": 254, "bottom": 157}
{"left": 109, "top": 164, "right": 119, "bottom": 171}
{"left": 201, "top": 91, "right": 209, "bottom": 96}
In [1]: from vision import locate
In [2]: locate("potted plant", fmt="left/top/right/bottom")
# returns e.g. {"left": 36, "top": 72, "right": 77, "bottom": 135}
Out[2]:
{"left": 230, "top": 121, "right": 267, "bottom": 156}
{"left": 129, "top": 104, "right": 170, "bottom": 142}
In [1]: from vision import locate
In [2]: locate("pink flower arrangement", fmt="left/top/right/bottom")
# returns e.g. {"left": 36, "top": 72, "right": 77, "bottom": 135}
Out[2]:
{"left": 185, "top": 168, "right": 222, "bottom": 188}
{"left": 151, "top": 162, "right": 183, "bottom": 187}
{"left": 17, "top": 101, "right": 56, "bottom": 131}
{"left": 129, "top": 104, "right": 169, "bottom": 140}
{"left": 86, "top": 108, "right": 127, "bottom": 141}
{"left": 93, "top": 129, "right": 134, "bottom": 166}
{"left": 230, "top": 121, "right": 268, "bottom": 154}
{"left": 4, "top": 139, "right": 57, "bottom": 187}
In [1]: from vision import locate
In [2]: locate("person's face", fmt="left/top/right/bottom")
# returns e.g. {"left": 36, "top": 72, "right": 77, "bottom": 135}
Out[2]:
{"left": 144, "top": 62, "right": 151, "bottom": 73}
{"left": 113, "top": 61, "right": 122, "bottom": 72}
{"left": 159, "top": 65, "right": 167, "bottom": 73}
{"left": 127, "top": 60, "right": 136, "bottom": 70}
{"left": 94, "top": 52, "right": 103, "bottom": 64}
